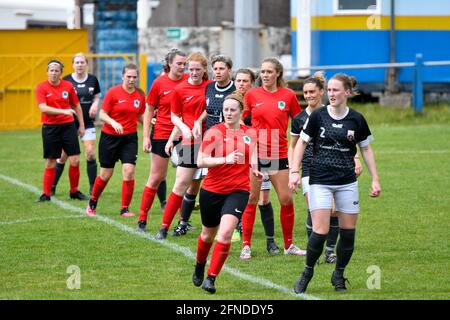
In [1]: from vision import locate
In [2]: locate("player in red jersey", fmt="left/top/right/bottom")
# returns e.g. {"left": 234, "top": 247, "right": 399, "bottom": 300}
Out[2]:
{"left": 192, "top": 92, "right": 262, "bottom": 294}
{"left": 155, "top": 52, "right": 212, "bottom": 240}
{"left": 86, "top": 63, "right": 146, "bottom": 217}
{"left": 240, "top": 57, "right": 306, "bottom": 259}
{"left": 136, "top": 49, "right": 188, "bottom": 232}
{"left": 236, "top": 68, "right": 281, "bottom": 253}
{"left": 36, "top": 59, "right": 86, "bottom": 202}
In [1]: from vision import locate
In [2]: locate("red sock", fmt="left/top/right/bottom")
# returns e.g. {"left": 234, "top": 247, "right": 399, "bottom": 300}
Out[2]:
{"left": 196, "top": 236, "right": 213, "bottom": 265}
{"left": 280, "top": 203, "right": 295, "bottom": 249}
{"left": 207, "top": 241, "right": 231, "bottom": 277}
{"left": 241, "top": 204, "right": 257, "bottom": 248}
{"left": 68, "top": 165, "right": 80, "bottom": 193}
{"left": 121, "top": 179, "right": 135, "bottom": 208}
{"left": 161, "top": 192, "right": 183, "bottom": 229}
{"left": 138, "top": 186, "right": 157, "bottom": 222}
{"left": 43, "top": 167, "right": 56, "bottom": 196}
{"left": 91, "top": 176, "right": 108, "bottom": 201}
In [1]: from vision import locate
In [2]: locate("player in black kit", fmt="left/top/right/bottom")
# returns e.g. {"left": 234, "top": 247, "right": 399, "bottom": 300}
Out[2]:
{"left": 289, "top": 73, "right": 381, "bottom": 294}
{"left": 289, "top": 72, "right": 363, "bottom": 264}
{"left": 52, "top": 53, "right": 101, "bottom": 196}
{"left": 171, "top": 54, "right": 236, "bottom": 236}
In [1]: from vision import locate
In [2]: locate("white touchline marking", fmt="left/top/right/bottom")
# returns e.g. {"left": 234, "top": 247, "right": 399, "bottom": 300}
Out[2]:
{"left": 0, "top": 215, "right": 85, "bottom": 226}
{"left": 0, "top": 173, "right": 320, "bottom": 300}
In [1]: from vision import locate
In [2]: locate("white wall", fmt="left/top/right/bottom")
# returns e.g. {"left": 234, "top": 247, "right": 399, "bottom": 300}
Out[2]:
{"left": 0, "top": 0, "right": 75, "bottom": 29}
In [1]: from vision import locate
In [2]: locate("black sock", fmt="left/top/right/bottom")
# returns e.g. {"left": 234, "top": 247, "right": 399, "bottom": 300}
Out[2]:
{"left": 86, "top": 160, "right": 97, "bottom": 192}
{"left": 180, "top": 192, "right": 197, "bottom": 224}
{"left": 335, "top": 229, "right": 356, "bottom": 276}
{"left": 157, "top": 180, "right": 167, "bottom": 205}
{"left": 306, "top": 232, "right": 327, "bottom": 269}
{"left": 325, "top": 216, "right": 339, "bottom": 254}
{"left": 306, "top": 209, "right": 312, "bottom": 239}
{"left": 53, "top": 162, "right": 66, "bottom": 190}
{"left": 259, "top": 202, "right": 275, "bottom": 242}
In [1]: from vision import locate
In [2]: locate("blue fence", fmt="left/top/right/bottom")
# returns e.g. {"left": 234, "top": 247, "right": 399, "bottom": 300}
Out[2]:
{"left": 287, "top": 54, "right": 450, "bottom": 113}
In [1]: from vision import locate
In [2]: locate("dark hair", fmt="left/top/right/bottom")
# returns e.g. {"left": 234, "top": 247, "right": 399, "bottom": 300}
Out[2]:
{"left": 210, "top": 54, "right": 233, "bottom": 69}
{"left": 224, "top": 91, "right": 245, "bottom": 111}
{"left": 260, "top": 57, "right": 286, "bottom": 88}
{"left": 121, "top": 63, "right": 145, "bottom": 97}
{"left": 47, "top": 59, "right": 64, "bottom": 71}
{"left": 304, "top": 71, "right": 326, "bottom": 90}
{"left": 163, "top": 48, "right": 187, "bottom": 73}
{"left": 235, "top": 68, "right": 256, "bottom": 83}
{"left": 330, "top": 73, "right": 359, "bottom": 97}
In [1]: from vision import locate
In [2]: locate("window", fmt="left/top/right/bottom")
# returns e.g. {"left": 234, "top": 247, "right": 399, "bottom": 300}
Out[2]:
{"left": 334, "top": 0, "right": 381, "bottom": 15}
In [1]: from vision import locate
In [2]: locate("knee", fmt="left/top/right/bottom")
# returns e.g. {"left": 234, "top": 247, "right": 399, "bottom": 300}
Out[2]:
{"left": 68, "top": 157, "right": 80, "bottom": 167}
{"left": 201, "top": 231, "right": 215, "bottom": 244}
{"left": 279, "top": 196, "right": 292, "bottom": 206}
{"left": 85, "top": 152, "right": 96, "bottom": 162}
{"left": 247, "top": 192, "right": 259, "bottom": 205}
{"left": 216, "top": 229, "right": 233, "bottom": 244}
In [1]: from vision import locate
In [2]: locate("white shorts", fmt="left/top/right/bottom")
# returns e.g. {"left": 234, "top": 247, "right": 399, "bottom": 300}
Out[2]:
{"left": 309, "top": 182, "right": 359, "bottom": 214}
{"left": 301, "top": 176, "right": 310, "bottom": 195}
{"left": 193, "top": 167, "right": 203, "bottom": 180}
{"left": 261, "top": 172, "right": 271, "bottom": 190}
{"left": 170, "top": 143, "right": 181, "bottom": 166}
{"left": 81, "top": 127, "right": 96, "bottom": 141}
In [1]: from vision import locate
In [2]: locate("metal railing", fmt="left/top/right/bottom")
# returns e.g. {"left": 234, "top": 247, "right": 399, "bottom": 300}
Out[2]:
{"left": 285, "top": 54, "right": 450, "bottom": 113}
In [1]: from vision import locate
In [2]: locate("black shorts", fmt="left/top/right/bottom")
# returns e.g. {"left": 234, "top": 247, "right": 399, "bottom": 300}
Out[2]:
{"left": 151, "top": 138, "right": 181, "bottom": 158}
{"left": 42, "top": 122, "right": 80, "bottom": 159}
{"left": 199, "top": 188, "right": 249, "bottom": 228}
{"left": 177, "top": 143, "right": 200, "bottom": 168}
{"left": 258, "top": 158, "right": 290, "bottom": 172}
{"left": 99, "top": 132, "right": 138, "bottom": 168}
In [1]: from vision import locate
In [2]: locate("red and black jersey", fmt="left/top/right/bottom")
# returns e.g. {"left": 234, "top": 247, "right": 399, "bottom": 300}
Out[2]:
{"left": 101, "top": 85, "right": 146, "bottom": 135}
{"left": 36, "top": 80, "right": 79, "bottom": 125}
{"left": 201, "top": 123, "right": 257, "bottom": 194}
{"left": 147, "top": 73, "right": 189, "bottom": 139}
{"left": 244, "top": 87, "right": 301, "bottom": 159}
{"left": 171, "top": 79, "right": 212, "bottom": 144}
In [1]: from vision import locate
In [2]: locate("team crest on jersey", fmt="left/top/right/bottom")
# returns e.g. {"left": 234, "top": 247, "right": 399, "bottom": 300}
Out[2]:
{"left": 62, "top": 91, "right": 69, "bottom": 99}
{"left": 243, "top": 135, "right": 251, "bottom": 145}
{"left": 89, "top": 87, "right": 94, "bottom": 95}
{"left": 347, "top": 130, "right": 355, "bottom": 142}
{"left": 278, "top": 101, "right": 286, "bottom": 110}
{"left": 134, "top": 99, "right": 140, "bottom": 108}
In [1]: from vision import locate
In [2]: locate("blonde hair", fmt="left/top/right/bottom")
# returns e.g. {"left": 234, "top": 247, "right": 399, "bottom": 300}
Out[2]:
{"left": 72, "top": 52, "right": 87, "bottom": 64}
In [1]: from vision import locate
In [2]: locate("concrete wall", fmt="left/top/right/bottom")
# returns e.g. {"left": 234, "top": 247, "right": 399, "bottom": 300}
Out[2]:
{"left": 139, "top": 26, "right": 291, "bottom": 67}
{"left": 147, "top": 0, "right": 289, "bottom": 27}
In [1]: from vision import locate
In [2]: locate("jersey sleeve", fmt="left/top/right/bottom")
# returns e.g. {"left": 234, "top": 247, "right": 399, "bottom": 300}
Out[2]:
{"left": 138, "top": 96, "right": 146, "bottom": 115}
{"left": 300, "top": 109, "right": 318, "bottom": 143}
{"left": 36, "top": 84, "right": 46, "bottom": 105}
{"left": 101, "top": 89, "right": 114, "bottom": 113}
{"left": 171, "top": 89, "right": 182, "bottom": 116}
{"left": 289, "top": 93, "right": 301, "bottom": 118}
{"left": 356, "top": 114, "right": 373, "bottom": 147}
{"left": 93, "top": 76, "right": 101, "bottom": 95}
{"left": 291, "top": 114, "right": 302, "bottom": 136}
{"left": 243, "top": 91, "right": 253, "bottom": 120}
{"left": 146, "top": 80, "right": 160, "bottom": 107}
